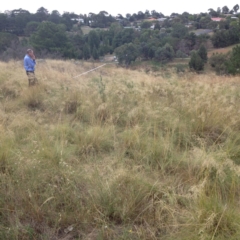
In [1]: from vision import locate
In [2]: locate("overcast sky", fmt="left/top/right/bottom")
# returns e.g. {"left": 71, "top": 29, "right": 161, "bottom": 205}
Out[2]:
{"left": 0, "top": 1, "right": 239, "bottom": 16}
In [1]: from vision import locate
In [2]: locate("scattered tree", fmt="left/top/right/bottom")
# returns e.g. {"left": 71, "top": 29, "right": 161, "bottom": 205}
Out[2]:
{"left": 30, "top": 21, "right": 69, "bottom": 55}
{"left": 189, "top": 51, "right": 204, "bottom": 72}
{"left": 155, "top": 43, "right": 175, "bottom": 62}
{"left": 140, "top": 21, "right": 152, "bottom": 29}
{"left": 222, "top": 6, "right": 229, "bottom": 14}
{"left": 209, "top": 53, "right": 229, "bottom": 75}
{"left": 233, "top": 4, "right": 239, "bottom": 13}
{"left": 226, "top": 45, "right": 240, "bottom": 74}
{"left": 198, "top": 44, "right": 208, "bottom": 63}
{"left": 172, "top": 23, "right": 188, "bottom": 38}
{"left": 115, "top": 43, "right": 139, "bottom": 67}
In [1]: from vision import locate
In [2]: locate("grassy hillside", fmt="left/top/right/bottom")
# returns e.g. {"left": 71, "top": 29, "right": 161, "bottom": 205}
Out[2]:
{"left": 208, "top": 43, "right": 240, "bottom": 57}
{"left": 1, "top": 60, "right": 240, "bottom": 240}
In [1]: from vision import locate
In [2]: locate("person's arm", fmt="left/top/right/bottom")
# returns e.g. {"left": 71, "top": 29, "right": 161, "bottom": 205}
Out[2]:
{"left": 32, "top": 53, "right": 36, "bottom": 60}
{"left": 24, "top": 57, "right": 36, "bottom": 71}
{"left": 31, "top": 58, "right": 36, "bottom": 67}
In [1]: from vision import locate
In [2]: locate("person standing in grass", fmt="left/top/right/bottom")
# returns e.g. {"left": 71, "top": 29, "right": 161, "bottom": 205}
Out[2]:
{"left": 24, "top": 49, "right": 38, "bottom": 86}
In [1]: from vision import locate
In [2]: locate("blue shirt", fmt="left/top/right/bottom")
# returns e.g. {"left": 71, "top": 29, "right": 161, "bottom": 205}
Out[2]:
{"left": 24, "top": 54, "right": 36, "bottom": 72}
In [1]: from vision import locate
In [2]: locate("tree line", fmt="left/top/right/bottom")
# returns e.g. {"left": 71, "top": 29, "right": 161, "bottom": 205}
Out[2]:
{"left": 0, "top": 4, "right": 240, "bottom": 70}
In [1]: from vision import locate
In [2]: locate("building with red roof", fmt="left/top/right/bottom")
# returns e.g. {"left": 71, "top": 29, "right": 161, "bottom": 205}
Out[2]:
{"left": 211, "top": 18, "right": 225, "bottom": 22}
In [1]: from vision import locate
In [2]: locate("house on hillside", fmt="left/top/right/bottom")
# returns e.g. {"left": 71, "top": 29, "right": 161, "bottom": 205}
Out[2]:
{"left": 123, "top": 26, "right": 135, "bottom": 29}
{"left": 150, "top": 25, "right": 155, "bottom": 30}
{"left": 145, "top": 18, "right": 157, "bottom": 22}
{"left": 157, "top": 18, "right": 167, "bottom": 22}
{"left": 185, "top": 22, "right": 194, "bottom": 28}
{"left": 211, "top": 17, "right": 225, "bottom": 22}
{"left": 71, "top": 18, "right": 84, "bottom": 23}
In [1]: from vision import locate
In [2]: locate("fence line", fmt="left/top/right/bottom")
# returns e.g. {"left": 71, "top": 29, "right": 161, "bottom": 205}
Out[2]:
{"left": 73, "top": 64, "right": 107, "bottom": 79}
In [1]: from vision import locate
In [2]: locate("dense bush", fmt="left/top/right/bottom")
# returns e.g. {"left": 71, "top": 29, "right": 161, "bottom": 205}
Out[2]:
{"left": 189, "top": 51, "right": 204, "bottom": 72}
{"left": 0, "top": 32, "right": 18, "bottom": 53}
{"left": 211, "top": 26, "right": 240, "bottom": 48}
{"left": 210, "top": 45, "right": 240, "bottom": 75}
{"left": 209, "top": 53, "right": 229, "bottom": 75}
{"left": 226, "top": 45, "right": 240, "bottom": 75}
{"left": 198, "top": 44, "right": 208, "bottom": 63}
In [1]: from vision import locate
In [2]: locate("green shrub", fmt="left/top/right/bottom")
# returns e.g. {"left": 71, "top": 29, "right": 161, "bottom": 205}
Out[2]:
{"left": 189, "top": 51, "right": 204, "bottom": 72}
{"left": 209, "top": 52, "right": 229, "bottom": 75}
{"left": 226, "top": 45, "right": 240, "bottom": 75}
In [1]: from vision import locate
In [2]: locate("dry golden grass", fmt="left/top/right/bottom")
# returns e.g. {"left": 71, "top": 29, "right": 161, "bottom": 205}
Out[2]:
{"left": 1, "top": 60, "right": 240, "bottom": 239}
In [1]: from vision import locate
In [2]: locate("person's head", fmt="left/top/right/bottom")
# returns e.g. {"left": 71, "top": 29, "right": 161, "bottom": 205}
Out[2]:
{"left": 27, "top": 49, "right": 34, "bottom": 57}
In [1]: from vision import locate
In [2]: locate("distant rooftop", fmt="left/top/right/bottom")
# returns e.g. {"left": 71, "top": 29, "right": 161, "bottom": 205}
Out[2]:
{"left": 145, "top": 18, "right": 157, "bottom": 21}
{"left": 211, "top": 17, "right": 224, "bottom": 22}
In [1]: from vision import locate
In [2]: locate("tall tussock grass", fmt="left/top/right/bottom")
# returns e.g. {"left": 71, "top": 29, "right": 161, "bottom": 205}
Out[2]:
{"left": 1, "top": 60, "right": 240, "bottom": 239}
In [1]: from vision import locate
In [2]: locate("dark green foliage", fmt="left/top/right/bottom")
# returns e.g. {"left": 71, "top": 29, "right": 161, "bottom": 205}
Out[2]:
{"left": 121, "top": 28, "right": 135, "bottom": 44}
{"left": 198, "top": 44, "right": 208, "bottom": 63}
{"left": 0, "top": 32, "right": 18, "bottom": 53}
{"left": 139, "top": 40, "right": 157, "bottom": 60}
{"left": 155, "top": 43, "right": 175, "bottom": 62}
{"left": 189, "top": 51, "right": 204, "bottom": 72}
{"left": 0, "top": 5, "right": 239, "bottom": 65}
{"left": 24, "top": 21, "right": 39, "bottom": 36}
{"left": 176, "top": 50, "right": 188, "bottom": 58}
{"left": 0, "top": 14, "right": 7, "bottom": 32}
{"left": 218, "top": 20, "right": 230, "bottom": 30}
{"left": 206, "top": 21, "right": 218, "bottom": 29}
{"left": 233, "top": 4, "right": 239, "bottom": 13}
{"left": 89, "top": 12, "right": 116, "bottom": 28}
{"left": 112, "top": 28, "right": 135, "bottom": 49}
{"left": 83, "top": 43, "right": 91, "bottom": 60}
{"left": 60, "top": 12, "right": 74, "bottom": 31}
{"left": 209, "top": 53, "right": 229, "bottom": 75}
{"left": 140, "top": 21, "right": 152, "bottom": 29}
{"left": 172, "top": 23, "right": 188, "bottom": 38}
{"left": 199, "top": 16, "right": 212, "bottom": 28}
{"left": 226, "top": 45, "right": 240, "bottom": 75}
{"left": 30, "top": 21, "right": 70, "bottom": 55}
{"left": 210, "top": 46, "right": 240, "bottom": 75}
{"left": 92, "top": 46, "right": 99, "bottom": 60}
{"left": 115, "top": 43, "right": 139, "bottom": 67}
{"left": 88, "top": 30, "right": 100, "bottom": 50}
{"left": 211, "top": 26, "right": 240, "bottom": 48}
{"left": 49, "top": 10, "right": 61, "bottom": 24}
{"left": 222, "top": 6, "right": 229, "bottom": 14}
{"left": 35, "top": 7, "right": 49, "bottom": 22}
{"left": 154, "top": 22, "right": 161, "bottom": 30}
{"left": 208, "top": 8, "right": 220, "bottom": 17}
{"left": 161, "top": 36, "right": 181, "bottom": 52}
{"left": 185, "top": 33, "right": 197, "bottom": 50}
{"left": 112, "top": 32, "right": 123, "bottom": 49}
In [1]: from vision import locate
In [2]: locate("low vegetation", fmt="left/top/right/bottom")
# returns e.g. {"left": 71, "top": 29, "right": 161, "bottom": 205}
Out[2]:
{"left": 1, "top": 60, "right": 240, "bottom": 239}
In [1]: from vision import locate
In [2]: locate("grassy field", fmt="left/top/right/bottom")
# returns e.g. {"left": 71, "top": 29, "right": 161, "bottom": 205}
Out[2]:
{"left": 81, "top": 26, "right": 92, "bottom": 35}
{"left": 1, "top": 60, "right": 240, "bottom": 239}
{"left": 208, "top": 43, "right": 240, "bottom": 57}
{"left": 81, "top": 26, "right": 108, "bottom": 35}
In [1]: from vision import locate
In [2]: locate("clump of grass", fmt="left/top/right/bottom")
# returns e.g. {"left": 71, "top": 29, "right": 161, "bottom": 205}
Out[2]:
{"left": 76, "top": 125, "right": 115, "bottom": 157}
{"left": 0, "top": 81, "right": 21, "bottom": 99}
{"left": 0, "top": 136, "right": 14, "bottom": 174}
{"left": 64, "top": 91, "right": 81, "bottom": 114}
{"left": 90, "top": 171, "right": 182, "bottom": 238}
{"left": 196, "top": 196, "right": 240, "bottom": 239}
{"left": 22, "top": 85, "right": 45, "bottom": 110}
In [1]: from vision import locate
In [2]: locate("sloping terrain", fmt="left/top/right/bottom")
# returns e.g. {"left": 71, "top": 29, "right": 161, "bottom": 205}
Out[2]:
{"left": 1, "top": 60, "right": 240, "bottom": 240}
